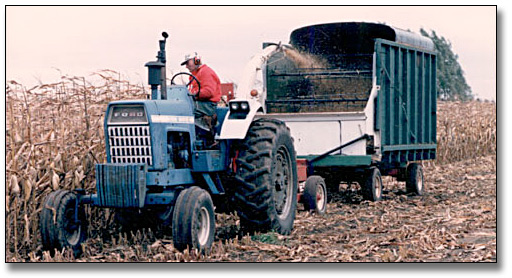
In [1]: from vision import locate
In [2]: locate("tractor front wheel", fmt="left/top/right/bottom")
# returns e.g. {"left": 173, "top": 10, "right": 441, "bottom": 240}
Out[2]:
{"left": 40, "top": 190, "right": 87, "bottom": 257}
{"left": 172, "top": 186, "right": 215, "bottom": 253}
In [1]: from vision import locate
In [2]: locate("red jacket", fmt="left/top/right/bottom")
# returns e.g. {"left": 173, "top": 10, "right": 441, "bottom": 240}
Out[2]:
{"left": 189, "top": 64, "right": 222, "bottom": 102}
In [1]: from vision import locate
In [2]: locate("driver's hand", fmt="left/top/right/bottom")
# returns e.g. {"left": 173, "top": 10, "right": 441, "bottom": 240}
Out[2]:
{"left": 188, "top": 84, "right": 199, "bottom": 94}
{"left": 188, "top": 77, "right": 200, "bottom": 97}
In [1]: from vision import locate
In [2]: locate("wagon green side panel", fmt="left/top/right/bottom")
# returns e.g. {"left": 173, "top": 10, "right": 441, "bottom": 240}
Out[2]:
{"left": 374, "top": 39, "right": 437, "bottom": 166}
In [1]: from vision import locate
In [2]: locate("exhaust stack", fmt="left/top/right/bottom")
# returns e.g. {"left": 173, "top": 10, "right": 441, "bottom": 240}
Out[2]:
{"left": 145, "top": 32, "right": 169, "bottom": 100}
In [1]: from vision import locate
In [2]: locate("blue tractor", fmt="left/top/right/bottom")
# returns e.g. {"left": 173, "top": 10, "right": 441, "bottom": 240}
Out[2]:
{"left": 39, "top": 32, "right": 298, "bottom": 256}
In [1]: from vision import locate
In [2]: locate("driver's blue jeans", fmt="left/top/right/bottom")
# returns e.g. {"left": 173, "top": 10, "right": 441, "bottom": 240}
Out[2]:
{"left": 194, "top": 101, "right": 217, "bottom": 118}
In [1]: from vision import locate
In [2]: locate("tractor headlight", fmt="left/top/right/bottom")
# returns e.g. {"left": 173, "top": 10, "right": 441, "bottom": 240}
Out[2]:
{"left": 230, "top": 102, "right": 239, "bottom": 111}
{"left": 240, "top": 102, "right": 249, "bottom": 111}
{"left": 229, "top": 101, "right": 250, "bottom": 119}
{"left": 230, "top": 101, "right": 250, "bottom": 112}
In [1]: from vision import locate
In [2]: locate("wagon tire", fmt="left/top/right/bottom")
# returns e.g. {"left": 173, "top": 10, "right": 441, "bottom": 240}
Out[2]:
{"left": 406, "top": 163, "right": 424, "bottom": 195}
{"left": 361, "top": 167, "right": 383, "bottom": 201}
{"left": 172, "top": 186, "right": 215, "bottom": 254}
{"left": 234, "top": 119, "right": 298, "bottom": 235}
{"left": 303, "top": 175, "right": 327, "bottom": 214}
{"left": 39, "top": 190, "right": 87, "bottom": 257}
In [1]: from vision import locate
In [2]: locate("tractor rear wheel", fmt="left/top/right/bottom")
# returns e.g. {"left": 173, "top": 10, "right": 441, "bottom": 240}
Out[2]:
{"left": 234, "top": 119, "right": 298, "bottom": 235}
{"left": 40, "top": 190, "right": 87, "bottom": 257}
{"left": 406, "top": 163, "right": 424, "bottom": 195}
{"left": 172, "top": 186, "right": 215, "bottom": 253}
{"left": 303, "top": 175, "right": 327, "bottom": 214}
{"left": 361, "top": 167, "right": 383, "bottom": 201}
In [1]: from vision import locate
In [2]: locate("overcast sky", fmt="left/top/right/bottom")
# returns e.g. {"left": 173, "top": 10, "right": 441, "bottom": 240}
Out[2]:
{"left": 6, "top": 6, "right": 496, "bottom": 100}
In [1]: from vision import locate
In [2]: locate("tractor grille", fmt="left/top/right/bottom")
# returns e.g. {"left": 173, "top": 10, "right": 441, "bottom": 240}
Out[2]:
{"left": 107, "top": 126, "right": 153, "bottom": 165}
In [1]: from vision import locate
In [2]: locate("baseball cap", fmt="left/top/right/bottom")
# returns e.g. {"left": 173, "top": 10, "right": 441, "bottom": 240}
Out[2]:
{"left": 181, "top": 52, "right": 200, "bottom": 66}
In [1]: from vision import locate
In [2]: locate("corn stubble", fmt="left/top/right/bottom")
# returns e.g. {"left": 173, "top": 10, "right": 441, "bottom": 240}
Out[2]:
{"left": 6, "top": 73, "right": 496, "bottom": 262}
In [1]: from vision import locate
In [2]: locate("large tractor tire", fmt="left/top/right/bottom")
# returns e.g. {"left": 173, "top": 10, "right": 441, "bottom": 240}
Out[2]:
{"left": 40, "top": 190, "right": 87, "bottom": 257}
{"left": 303, "top": 175, "right": 327, "bottom": 215}
{"left": 406, "top": 163, "right": 424, "bottom": 195}
{"left": 361, "top": 167, "right": 383, "bottom": 201}
{"left": 234, "top": 119, "right": 298, "bottom": 235}
{"left": 172, "top": 186, "right": 215, "bottom": 254}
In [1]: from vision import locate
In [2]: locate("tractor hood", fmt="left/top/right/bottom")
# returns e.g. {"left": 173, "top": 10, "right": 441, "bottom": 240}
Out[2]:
{"left": 104, "top": 86, "right": 196, "bottom": 170}
{"left": 106, "top": 86, "right": 195, "bottom": 125}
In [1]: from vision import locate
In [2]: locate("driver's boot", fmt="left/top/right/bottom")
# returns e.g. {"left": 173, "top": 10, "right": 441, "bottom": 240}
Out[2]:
{"left": 195, "top": 116, "right": 210, "bottom": 131}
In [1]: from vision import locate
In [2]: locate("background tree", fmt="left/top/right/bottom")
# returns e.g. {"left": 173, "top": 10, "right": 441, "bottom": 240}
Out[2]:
{"left": 420, "top": 28, "right": 473, "bottom": 101}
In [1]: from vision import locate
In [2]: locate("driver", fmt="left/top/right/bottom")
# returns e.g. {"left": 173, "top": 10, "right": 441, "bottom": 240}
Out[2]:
{"left": 181, "top": 52, "right": 222, "bottom": 133}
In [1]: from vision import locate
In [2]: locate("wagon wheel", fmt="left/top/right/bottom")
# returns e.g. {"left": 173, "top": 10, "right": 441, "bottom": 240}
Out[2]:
{"left": 303, "top": 175, "right": 327, "bottom": 214}
{"left": 406, "top": 163, "right": 424, "bottom": 195}
{"left": 361, "top": 167, "right": 383, "bottom": 201}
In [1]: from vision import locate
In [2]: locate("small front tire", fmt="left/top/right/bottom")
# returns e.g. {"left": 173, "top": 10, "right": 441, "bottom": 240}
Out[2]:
{"left": 40, "top": 190, "right": 87, "bottom": 257}
{"left": 172, "top": 186, "right": 215, "bottom": 254}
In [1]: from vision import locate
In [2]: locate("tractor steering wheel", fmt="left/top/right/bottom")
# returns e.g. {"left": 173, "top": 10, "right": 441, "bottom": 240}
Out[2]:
{"left": 170, "top": 72, "right": 201, "bottom": 97}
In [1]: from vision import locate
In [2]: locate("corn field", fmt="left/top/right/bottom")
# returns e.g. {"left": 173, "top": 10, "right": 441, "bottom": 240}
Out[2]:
{"left": 436, "top": 101, "right": 496, "bottom": 164}
{"left": 6, "top": 71, "right": 147, "bottom": 260}
{"left": 5, "top": 72, "right": 496, "bottom": 261}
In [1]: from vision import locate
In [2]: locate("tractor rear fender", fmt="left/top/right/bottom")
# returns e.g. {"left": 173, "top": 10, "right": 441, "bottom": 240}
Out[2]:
{"left": 216, "top": 99, "right": 262, "bottom": 139}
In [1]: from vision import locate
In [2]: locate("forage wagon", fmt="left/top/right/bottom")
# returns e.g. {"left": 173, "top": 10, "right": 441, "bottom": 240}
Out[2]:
{"left": 225, "top": 22, "right": 437, "bottom": 213}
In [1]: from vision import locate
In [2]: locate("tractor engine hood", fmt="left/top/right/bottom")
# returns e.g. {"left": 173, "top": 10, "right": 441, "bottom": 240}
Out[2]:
{"left": 104, "top": 86, "right": 195, "bottom": 170}
{"left": 106, "top": 86, "right": 195, "bottom": 124}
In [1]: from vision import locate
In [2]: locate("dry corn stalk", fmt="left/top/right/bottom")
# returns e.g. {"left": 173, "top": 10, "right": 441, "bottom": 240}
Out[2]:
{"left": 5, "top": 71, "right": 147, "bottom": 260}
{"left": 436, "top": 101, "right": 496, "bottom": 164}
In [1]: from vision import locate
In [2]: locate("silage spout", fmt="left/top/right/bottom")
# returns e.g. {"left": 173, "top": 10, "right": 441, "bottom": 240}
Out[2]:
{"left": 236, "top": 44, "right": 286, "bottom": 103}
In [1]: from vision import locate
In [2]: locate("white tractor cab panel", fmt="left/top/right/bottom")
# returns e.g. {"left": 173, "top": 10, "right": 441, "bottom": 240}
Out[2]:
{"left": 216, "top": 99, "right": 262, "bottom": 139}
